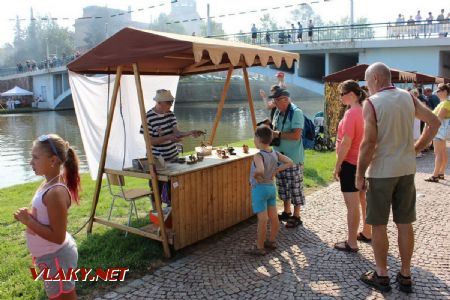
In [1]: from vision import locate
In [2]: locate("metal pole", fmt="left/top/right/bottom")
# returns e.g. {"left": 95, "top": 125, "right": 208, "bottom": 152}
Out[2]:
{"left": 207, "top": 3, "right": 211, "bottom": 37}
{"left": 350, "top": 0, "right": 354, "bottom": 40}
{"left": 46, "top": 38, "right": 49, "bottom": 69}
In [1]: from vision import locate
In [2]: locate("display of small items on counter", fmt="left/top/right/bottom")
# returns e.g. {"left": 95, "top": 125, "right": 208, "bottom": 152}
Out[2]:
{"left": 176, "top": 157, "right": 186, "bottom": 164}
{"left": 242, "top": 144, "right": 249, "bottom": 154}
{"left": 227, "top": 145, "right": 236, "bottom": 155}
{"left": 216, "top": 149, "right": 229, "bottom": 159}
{"left": 187, "top": 154, "right": 197, "bottom": 165}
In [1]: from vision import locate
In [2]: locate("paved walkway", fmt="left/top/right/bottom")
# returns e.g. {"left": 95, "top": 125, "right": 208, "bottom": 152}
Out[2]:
{"left": 97, "top": 147, "right": 450, "bottom": 300}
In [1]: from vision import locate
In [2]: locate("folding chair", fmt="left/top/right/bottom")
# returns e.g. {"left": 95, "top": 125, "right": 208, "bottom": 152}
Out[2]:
{"left": 106, "top": 174, "right": 152, "bottom": 235}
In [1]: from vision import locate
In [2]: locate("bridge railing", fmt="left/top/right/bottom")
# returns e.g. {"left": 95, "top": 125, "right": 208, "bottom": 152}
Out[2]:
{"left": 211, "top": 21, "right": 450, "bottom": 45}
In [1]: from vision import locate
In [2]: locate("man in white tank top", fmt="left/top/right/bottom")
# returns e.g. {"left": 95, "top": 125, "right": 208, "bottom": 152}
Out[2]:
{"left": 356, "top": 62, "right": 440, "bottom": 293}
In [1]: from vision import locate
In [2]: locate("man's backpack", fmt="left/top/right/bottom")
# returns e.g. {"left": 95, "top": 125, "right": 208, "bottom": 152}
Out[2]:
{"left": 302, "top": 115, "right": 316, "bottom": 141}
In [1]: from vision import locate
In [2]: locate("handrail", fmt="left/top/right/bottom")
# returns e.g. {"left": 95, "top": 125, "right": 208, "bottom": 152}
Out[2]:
{"left": 210, "top": 20, "right": 450, "bottom": 45}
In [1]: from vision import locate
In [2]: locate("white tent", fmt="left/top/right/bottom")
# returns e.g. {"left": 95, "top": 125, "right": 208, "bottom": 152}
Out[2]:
{"left": 1, "top": 86, "right": 33, "bottom": 97}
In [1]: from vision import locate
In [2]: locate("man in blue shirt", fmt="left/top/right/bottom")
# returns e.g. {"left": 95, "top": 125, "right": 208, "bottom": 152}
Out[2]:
{"left": 270, "top": 87, "right": 305, "bottom": 228}
{"left": 424, "top": 87, "right": 440, "bottom": 110}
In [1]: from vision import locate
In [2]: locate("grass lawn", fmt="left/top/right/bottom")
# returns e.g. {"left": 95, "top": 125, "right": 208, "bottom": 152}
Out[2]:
{"left": 0, "top": 139, "right": 335, "bottom": 299}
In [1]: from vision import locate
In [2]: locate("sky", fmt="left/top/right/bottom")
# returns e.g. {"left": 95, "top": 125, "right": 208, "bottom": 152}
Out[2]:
{"left": 0, "top": 0, "right": 447, "bottom": 45}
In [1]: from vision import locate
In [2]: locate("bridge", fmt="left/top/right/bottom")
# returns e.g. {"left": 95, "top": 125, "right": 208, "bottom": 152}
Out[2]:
{"left": 213, "top": 21, "right": 450, "bottom": 95}
{"left": 1, "top": 21, "right": 449, "bottom": 108}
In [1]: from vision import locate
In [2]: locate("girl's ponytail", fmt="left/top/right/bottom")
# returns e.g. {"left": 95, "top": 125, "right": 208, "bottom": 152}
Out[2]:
{"left": 63, "top": 146, "right": 81, "bottom": 204}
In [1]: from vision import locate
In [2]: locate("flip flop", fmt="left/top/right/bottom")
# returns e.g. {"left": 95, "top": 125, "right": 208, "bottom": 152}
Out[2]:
{"left": 357, "top": 232, "right": 372, "bottom": 243}
{"left": 334, "top": 241, "right": 359, "bottom": 253}
{"left": 424, "top": 176, "right": 439, "bottom": 182}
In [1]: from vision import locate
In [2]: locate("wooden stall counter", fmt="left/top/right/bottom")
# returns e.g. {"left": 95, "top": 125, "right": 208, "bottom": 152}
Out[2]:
{"left": 163, "top": 147, "right": 257, "bottom": 250}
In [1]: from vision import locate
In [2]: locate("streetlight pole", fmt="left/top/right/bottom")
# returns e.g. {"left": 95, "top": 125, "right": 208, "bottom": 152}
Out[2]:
{"left": 207, "top": 3, "right": 211, "bottom": 37}
{"left": 46, "top": 38, "right": 49, "bottom": 69}
{"left": 350, "top": 0, "right": 354, "bottom": 40}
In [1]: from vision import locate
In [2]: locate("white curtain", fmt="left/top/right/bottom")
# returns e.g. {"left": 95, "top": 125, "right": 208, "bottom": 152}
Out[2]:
{"left": 68, "top": 71, "right": 179, "bottom": 179}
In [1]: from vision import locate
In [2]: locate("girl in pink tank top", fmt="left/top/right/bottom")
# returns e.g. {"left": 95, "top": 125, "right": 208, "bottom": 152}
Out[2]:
{"left": 14, "top": 134, "right": 80, "bottom": 299}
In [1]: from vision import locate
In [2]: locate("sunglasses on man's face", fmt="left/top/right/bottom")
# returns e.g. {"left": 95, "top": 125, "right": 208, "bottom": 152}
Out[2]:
{"left": 38, "top": 135, "right": 58, "bottom": 157}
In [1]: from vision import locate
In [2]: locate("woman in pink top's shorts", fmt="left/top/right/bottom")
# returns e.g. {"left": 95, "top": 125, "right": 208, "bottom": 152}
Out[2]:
{"left": 333, "top": 80, "right": 372, "bottom": 253}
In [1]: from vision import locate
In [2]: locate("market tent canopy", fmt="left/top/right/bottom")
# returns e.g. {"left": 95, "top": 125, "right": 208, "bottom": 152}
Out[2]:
{"left": 1, "top": 86, "right": 33, "bottom": 97}
{"left": 322, "top": 64, "right": 443, "bottom": 84}
{"left": 67, "top": 27, "right": 299, "bottom": 75}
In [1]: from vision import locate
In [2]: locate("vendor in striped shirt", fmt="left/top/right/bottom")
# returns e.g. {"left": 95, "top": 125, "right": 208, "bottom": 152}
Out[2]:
{"left": 140, "top": 89, "right": 205, "bottom": 162}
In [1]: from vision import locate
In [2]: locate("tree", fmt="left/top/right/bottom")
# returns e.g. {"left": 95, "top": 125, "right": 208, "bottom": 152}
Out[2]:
{"left": 323, "top": 17, "right": 374, "bottom": 41}
{"left": 259, "top": 14, "right": 278, "bottom": 31}
{"left": 200, "top": 20, "right": 225, "bottom": 37}
{"left": 289, "top": 4, "right": 323, "bottom": 28}
{"left": 7, "top": 14, "right": 74, "bottom": 67}
{"left": 149, "top": 13, "right": 186, "bottom": 34}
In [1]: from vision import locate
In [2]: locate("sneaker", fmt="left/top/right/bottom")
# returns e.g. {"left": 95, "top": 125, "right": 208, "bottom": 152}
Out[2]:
{"left": 396, "top": 272, "right": 413, "bottom": 293}
{"left": 360, "top": 271, "right": 391, "bottom": 292}
{"left": 278, "top": 211, "right": 292, "bottom": 222}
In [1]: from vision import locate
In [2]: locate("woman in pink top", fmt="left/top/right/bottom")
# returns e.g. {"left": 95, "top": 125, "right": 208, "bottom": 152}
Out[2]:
{"left": 333, "top": 80, "right": 372, "bottom": 252}
{"left": 14, "top": 134, "right": 80, "bottom": 299}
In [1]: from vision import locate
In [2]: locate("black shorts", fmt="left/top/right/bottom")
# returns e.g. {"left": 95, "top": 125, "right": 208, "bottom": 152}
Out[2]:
{"left": 339, "top": 161, "right": 358, "bottom": 192}
{"left": 252, "top": 33, "right": 257, "bottom": 39}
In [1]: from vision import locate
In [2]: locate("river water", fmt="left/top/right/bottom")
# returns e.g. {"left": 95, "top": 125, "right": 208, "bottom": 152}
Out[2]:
{"left": 0, "top": 98, "right": 323, "bottom": 188}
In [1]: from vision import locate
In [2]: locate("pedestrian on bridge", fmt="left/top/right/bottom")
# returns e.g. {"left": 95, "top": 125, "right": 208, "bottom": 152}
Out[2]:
{"left": 297, "top": 22, "right": 303, "bottom": 42}
{"left": 251, "top": 24, "right": 257, "bottom": 44}
{"left": 308, "top": 20, "right": 314, "bottom": 42}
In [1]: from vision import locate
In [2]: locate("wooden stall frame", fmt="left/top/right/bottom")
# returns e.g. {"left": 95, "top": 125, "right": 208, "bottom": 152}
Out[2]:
{"left": 70, "top": 28, "right": 299, "bottom": 258}
{"left": 209, "top": 66, "right": 233, "bottom": 145}
{"left": 86, "top": 65, "right": 264, "bottom": 257}
{"left": 86, "top": 64, "right": 171, "bottom": 258}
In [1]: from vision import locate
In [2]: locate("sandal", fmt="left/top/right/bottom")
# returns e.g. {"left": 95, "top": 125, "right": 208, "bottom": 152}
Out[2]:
{"left": 334, "top": 241, "right": 359, "bottom": 253}
{"left": 357, "top": 232, "right": 372, "bottom": 243}
{"left": 396, "top": 272, "right": 413, "bottom": 293}
{"left": 360, "top": 271, "right": 391, "bottom": 292}
{"left": 438, "top": 174, "right": 445, "bottom": 180}
{"left": 264, "top": 240, "right": 277, "bottom": 250}
{"left": 278, "top": 211, "right": 292, "bottom": 222}
{"left": 424, "top": 176, "right": 439, "bottom": 182}
{"left": 285, "top": 216, "right": 302, "bottom": 228}
{"left": 244, "top": 246, "right": 266, "bottom": 256}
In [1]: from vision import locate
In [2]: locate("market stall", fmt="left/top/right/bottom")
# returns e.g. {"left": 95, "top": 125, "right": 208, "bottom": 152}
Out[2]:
{"left": 67, "top": 27, "right": 299, "bottom": 257}
{"left": 322, "top": 64, "right": 445, "bottom": 137}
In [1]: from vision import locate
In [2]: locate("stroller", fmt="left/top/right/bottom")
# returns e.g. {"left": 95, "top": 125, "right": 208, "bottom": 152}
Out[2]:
{"left": 313, "top": 114, "right": 335, "bottom": 151}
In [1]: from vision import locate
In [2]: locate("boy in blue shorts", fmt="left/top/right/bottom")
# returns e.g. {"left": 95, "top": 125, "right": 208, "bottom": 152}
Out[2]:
{"left": 245, "top": 126, "right": 293, "bottom": 256}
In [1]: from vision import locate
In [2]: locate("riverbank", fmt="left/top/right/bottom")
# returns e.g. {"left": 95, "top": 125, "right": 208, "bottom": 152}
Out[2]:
{"left": 0, "top": 107, "right": 53, "bottom": 114}
{"left": 0, "top": 107, "right": 76, "bottom": 114}
{"left": 0, "top": 139, "right": 335, "bottom": 300}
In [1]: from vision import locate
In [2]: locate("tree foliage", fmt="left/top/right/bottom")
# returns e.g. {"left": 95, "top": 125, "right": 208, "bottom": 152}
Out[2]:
{"left": 259, "top": 14, "right": 278, "bottom": 31}
{"left": 149, "top": 13, "right": 186, "bottom": 34}
{"left": 5, "top": 15, "right": 74, "bottom": 67}
{"left": 288, "top": 4, "right": 324, "bottom": 28}
{"left": 200, "top": 20, "right": 225, "bottom": 36}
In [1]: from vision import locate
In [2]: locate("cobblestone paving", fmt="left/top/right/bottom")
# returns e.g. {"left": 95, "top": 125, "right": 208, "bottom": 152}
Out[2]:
{"left": 97, "top": 147, "right": 450, "bottom": 300}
